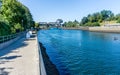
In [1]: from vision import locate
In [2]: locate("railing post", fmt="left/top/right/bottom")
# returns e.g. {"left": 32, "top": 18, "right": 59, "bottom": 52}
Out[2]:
{"left": 7, "top": 35, "right": 8, "bottom": 41}
{"left": 3, "top": 36, "right": 4, "bottom": 43}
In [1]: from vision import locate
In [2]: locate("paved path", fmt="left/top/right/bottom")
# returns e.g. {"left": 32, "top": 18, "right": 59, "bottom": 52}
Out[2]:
{"left": 0, "top": 36, "right": 40, "bottom": 75}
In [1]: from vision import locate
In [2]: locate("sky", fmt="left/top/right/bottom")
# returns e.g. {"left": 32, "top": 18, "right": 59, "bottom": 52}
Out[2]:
{"left": 19, "top": 0, "right": 120, "bottom": 22}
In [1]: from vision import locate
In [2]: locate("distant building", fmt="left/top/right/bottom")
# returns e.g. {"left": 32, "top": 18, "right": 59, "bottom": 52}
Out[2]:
{"left": 38, "top": 22, "right": 47, "bottom": 29}
{"left": 39, "top": 22, "right": 47, "bottom": 25}
{"left": 48, "top": 22, "right": 57, "bottom": 26}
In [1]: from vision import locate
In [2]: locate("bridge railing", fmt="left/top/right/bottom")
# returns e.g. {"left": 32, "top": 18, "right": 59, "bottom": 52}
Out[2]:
{"left": 0, "top": 32, "right": 23, "bottom": 44}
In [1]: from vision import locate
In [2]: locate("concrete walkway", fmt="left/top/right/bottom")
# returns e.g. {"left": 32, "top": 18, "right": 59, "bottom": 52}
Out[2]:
{"left": 0, "top": 36, "right": 40, "bottom": 75}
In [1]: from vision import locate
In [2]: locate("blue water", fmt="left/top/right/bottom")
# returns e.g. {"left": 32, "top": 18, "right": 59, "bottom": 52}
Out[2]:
{"left": 38, "top": 30, "right": 120, "bottom": 75}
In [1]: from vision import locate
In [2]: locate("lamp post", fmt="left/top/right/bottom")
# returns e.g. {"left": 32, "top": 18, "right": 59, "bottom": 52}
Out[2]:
{"left": 21, "top": 19, "right": 23, "bottom": 31}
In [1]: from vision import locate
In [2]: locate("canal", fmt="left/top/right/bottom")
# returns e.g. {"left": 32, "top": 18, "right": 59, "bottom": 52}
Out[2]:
{"left": 38, "top": 30, "right": 120, "bottom": 75}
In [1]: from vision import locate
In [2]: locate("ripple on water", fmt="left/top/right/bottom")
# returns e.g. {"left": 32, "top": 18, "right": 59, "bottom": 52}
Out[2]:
{"left": 38, "top": 30, "right": 120, "bottom": 75}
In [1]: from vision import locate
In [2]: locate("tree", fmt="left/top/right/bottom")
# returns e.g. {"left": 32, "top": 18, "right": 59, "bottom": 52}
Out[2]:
{"left": 101, "top": 10, "right": 113, "bottom": 20}
{"left": 63, "top": 20, "right": 79, "bottom": 27}
{"left": 56, "top": 19, "right": 63, "bottom": 27}
{"left": 0, "top": 0, "right": 34, "bottom": 34}
{"left": 81, "top": 17, "right": 88, "bottom": 25}
{"left": 56, "top": 19, "right": 63, "bottom": 24}
{"left": 0, "top": 14, "right": 10, "bottom": 35}
{"left": 14, "top": 23, "right": 22, "bottom": 32}
{"left": 116, "top": 14, "right": 120, "bottom": 23}
{"left": 35, "top": 22, "right": 39, "bottom": 28}
{"left": 73, "top": 20, "right": 79, "bottom": 27}
{"left": 80, "top": 10, "right": 115, "bottom": 26}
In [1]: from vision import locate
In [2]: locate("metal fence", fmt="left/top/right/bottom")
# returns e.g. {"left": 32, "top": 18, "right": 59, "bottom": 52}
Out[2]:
{"left": 37, "top": 34, "right": 47, "bottom": 75}
{"left": 0, "top": 32, "right": 23, "bottom": 44}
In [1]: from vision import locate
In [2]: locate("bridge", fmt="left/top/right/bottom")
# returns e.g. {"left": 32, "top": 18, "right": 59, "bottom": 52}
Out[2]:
{"left": 39, "top": 22, "right": 62, "bottom": 28}
{"left": 39, "top": 19, "right": 63, "bottom": 29}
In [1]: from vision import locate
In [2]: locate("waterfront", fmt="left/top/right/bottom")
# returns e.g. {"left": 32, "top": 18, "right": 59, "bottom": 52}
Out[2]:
{"left": 38, "top": 30, "right": 120, "bottom": 75}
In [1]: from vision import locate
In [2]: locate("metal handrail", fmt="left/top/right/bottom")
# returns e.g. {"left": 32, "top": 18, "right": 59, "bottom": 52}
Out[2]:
{"left": 37, "top": 34, "right": 47, "bottom": 75}
{"left": 0, "top": 32, "right": 23, "bottom": 44}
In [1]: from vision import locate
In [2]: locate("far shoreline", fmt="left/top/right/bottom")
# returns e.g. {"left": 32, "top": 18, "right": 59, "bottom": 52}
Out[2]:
{"left": 39, "top": 26, "right": 120, "bottom": 33}
{"left": 62, "top": 27, "right": 120, "bottom": 33}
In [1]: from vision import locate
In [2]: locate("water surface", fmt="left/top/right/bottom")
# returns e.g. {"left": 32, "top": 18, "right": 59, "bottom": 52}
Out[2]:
{"left": 38, "top": 30, "right": 120, "bottom": 75}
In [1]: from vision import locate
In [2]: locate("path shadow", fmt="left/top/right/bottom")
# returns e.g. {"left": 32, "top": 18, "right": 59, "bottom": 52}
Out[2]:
{"left": 30, "top": 34, "right": 36, "bottom": 38}
{"left": 0, "top": 37, "right": 28, "bottom": 57}
{"left": 0, "top": 55, "right": 21, "bottom": 60}
{"left": 0, "top": 37, "right": 29, "bottom": 75}
{"left": 0, "top": 50, "right": 22, "bottom": 65}
{"left": 0, "top": 67, "right": 13, "bottom": 75}
{"left": 25, "top": 38, "right": 36, "bottom": 41}
{"left": 0, "top": 60, "right": 11, "bottom": 64}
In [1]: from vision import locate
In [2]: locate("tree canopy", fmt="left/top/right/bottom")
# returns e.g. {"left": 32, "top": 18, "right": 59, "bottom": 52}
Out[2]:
{"left": 56, "top": 19, "right": 63, "bottom": 24}
{"left": 80, "top": 10, "right": 115, "bottom": 26}
{"left": 64, "top": 10, "right": 120, "bottom": 27}
{"left": 0, "top": 0, "right": 34, "bottom": 36}
{"left": 64, "top": 20, "right": 79, "bottom": 27}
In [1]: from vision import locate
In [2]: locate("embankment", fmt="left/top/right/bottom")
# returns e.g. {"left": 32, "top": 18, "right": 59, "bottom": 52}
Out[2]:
{"left": 63, "top": 27, "right": 89, "bottom": 30}
{"left": 89, "top": 27, "right": 120, "bottom": 33}
{"left": 39, "top": 42, "right": 59, "bottom": 75}
{"left": 63, "top": 27, "right": 120, "bottom": 33}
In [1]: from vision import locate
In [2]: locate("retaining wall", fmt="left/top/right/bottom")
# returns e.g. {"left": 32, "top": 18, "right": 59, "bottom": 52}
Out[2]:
{"left": 63, "top": 27, "right": 120, "bottom": 33}
{"left": 89, "top": 27, "right": 120, "bottom": 33}
{"left": 37, "top": 35, "right": 47, "bottom": 75}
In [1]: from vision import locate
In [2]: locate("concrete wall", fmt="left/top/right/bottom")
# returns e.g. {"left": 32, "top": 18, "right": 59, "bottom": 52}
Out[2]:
{"left": 63, "top": 26, "right": 120, "bottom": 33}
{"left": 63, "top": 27, "right": 89, "bottom": 30}
{"left": 37, "top": 37, "right": 47, "bottom": 75}
{"left": 89, "top": 27, "right": 120, "bottom": 33}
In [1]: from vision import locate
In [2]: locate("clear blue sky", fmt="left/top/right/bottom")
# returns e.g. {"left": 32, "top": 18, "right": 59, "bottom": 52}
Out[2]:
{"left": 19, "top": 0, "right": 120, "bottom": 22}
